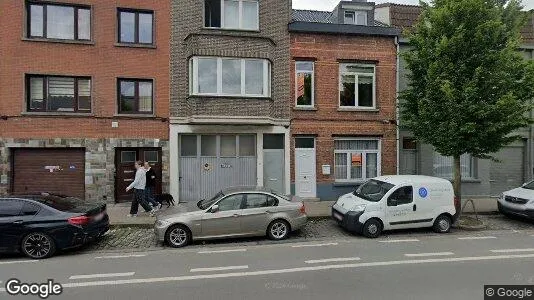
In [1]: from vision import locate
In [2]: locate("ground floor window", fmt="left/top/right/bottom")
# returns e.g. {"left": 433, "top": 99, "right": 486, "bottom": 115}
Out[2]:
{"left": 433, "top": 152, "right": 476, "bottom": 179}
{"left": 334, "top": 139, "right": 381, "bottom": 182}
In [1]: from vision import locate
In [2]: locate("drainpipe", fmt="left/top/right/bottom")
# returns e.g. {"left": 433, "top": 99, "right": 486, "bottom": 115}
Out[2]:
{"left": 395, "top": 35, "right": 400, "bottom": 175}
{"left": 530, "top": 50, "right": 534, "bottom": 181}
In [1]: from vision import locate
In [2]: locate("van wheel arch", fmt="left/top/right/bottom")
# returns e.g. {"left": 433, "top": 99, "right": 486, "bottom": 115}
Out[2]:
{"left": 433, "top": 214, "right": 452, "bottom": 233}
{"left": 362, "top": 218, "right": 383, "bottom": 238}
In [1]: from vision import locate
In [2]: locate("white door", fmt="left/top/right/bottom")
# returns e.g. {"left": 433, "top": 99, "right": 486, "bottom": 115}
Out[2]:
{"left": 295, "top": 137, "right": 316, "bottom": 198}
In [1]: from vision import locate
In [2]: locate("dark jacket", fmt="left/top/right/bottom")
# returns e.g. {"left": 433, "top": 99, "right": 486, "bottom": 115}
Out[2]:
{"left": 145, "top": 168, "right": 157, "bottom": 187}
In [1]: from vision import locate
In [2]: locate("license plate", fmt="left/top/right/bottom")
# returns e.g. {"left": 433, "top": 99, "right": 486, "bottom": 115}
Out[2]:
{"left": 334, "top": 213, "right": 343, "bottom": 221}
{"left": 94, "top": 212, "right": 105, "bottom": 221}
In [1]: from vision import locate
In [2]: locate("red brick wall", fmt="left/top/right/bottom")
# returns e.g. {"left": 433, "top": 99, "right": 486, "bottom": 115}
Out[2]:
{"left": 290, "top": 33, "right": 398, "bottom": 184}
{"left": 0, "top": 0, "right": 170, "bottom": 139}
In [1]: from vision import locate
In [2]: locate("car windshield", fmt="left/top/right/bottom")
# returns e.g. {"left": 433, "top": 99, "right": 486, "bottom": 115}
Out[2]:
{"left": 198, "top": 191, "right": 225, "bottom": 210}
{"left": 522, "top": 181, "right": 534, "bottom": 190}
{"left": 353, "top": 180, "right": 395, "bottom": 202}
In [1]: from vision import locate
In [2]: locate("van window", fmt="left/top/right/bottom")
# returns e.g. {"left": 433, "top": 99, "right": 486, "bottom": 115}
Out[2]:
{"left": 353, "top": 179, "right": 395, "bottom": 202}
{"left": 387, "top": 186, "right": 413, "bottom": 206}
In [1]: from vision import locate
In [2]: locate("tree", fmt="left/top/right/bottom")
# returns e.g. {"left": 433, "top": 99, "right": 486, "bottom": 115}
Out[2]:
{"left": 401, "top": 0, "right": 534, "bottom": 217}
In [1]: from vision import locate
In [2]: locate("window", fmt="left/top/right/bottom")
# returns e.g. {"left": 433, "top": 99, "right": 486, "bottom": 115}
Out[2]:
{"left": 118, "top": 9, "right": 154, "bottom": 44}
{"left": 387, "top": 186, "right": 413, "bottom": 206}
{"left": 121, "top": 151, "right": 137, "bottom": 163}
{"left": 335, "top": 139, "right": 381, "bottom": 182}
{"left": 204, "top": 0, "right": 259, "bottom": 30}
{"left": 295, "top": 137, "right": 315, "bottom": 149}
{"left": 190, "top": 57, "right": 270, "bottom": 97}
{"left": 118, "top": 79, "right": 153, "bottom": 114}
{"left": 0, "top": 200, "right": 23, "bottom": 217}
{"left": 295, "top": 61, "right": 314, "bottom": 107}
{"left": 244, "top": 194, "right": 269, "bottom": 209}
{"left": 181, "top": 135, "right": 198, "bottom": 157}
{"left": 263, "top": 134, "right": 284, "bottom": 150}
{"left": 339, "top": 63, "right": 376, "bottom": 108}
{"left": 403, "top": 137, "right": 417, "bottom": 150}
{"left": 27, "top": 2, "right": 91, "bottom": 41}
{"left": 27, "top": 75, "right": 91, "bottom": 112}
{"left": 433, "top": 152, "right": 476, "bottom": 179}
{"left": 144, "top": 151, "right": 159, "bottom": 163}
{"left": 22, "top": 202, "right": 41, "bottom": 216}
{"left": 220, "top": 136, "right": 237, "bottom": 157}
{"left": 201, "top": 135, "right": 217, "bottom": 156}
{"left": 217, "top": 194, "right": 244, "bottom": 211}
{"left": 344, "top": 10, "right": 367, "bottom": 25}
{"left": 239, "top": 135, "right": 256, "bottom": 156}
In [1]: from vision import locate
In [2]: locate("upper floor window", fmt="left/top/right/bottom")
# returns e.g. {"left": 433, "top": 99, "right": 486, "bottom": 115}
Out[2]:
{"left": 190, "top": 57, "right": 271, "bottom": 97}
{"left": 344, "top": 10, "right": 367, "bottom": 25}
{"left": 340, "top": 63, "right": 376, "bottom": 109}
{"left": 295, "top": 61, "right": 314, "bottom": 107}
{"left": 27, "top": 75, "right": 91, "bottom": 113}
{"left": 204, "top": 0, "right": 259, "bottom": 30}
{"left": 27, "top": 2, "right": 91, "bottom": 41}
{"left": 118, "top": 9, "right": 154, "bottom": 44}
{"left": 118, "top": 79, "right": 154, "bottom": 114}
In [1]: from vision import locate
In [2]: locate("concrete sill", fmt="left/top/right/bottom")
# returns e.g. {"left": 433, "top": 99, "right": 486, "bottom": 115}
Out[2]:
{"left": 114, "top": 43, "right": 157, "bottom": 49}
{"left": 337, "top": 108, "right": 379, "bottom": 112}
{"left": 22, "top": 37, "right": 95, "bottom": 46}
{"left": 293, "top": 107, "right": 318, "bottom": 111}
{"left": 202, "top": 27, "right": 261, "bottom": 33}
{"left": 113, "top": 114, "right": 157, "bottom": 118}
{"left": 21, "top": 112, "right": 94, "bottom": 117}
{"left": 188, "top": 95, "right": 272, "bottom": 100}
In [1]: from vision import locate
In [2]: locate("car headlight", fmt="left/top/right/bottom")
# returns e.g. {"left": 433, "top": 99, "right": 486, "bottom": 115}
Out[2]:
{"left": 351, "top": 204, "right": 366, "bottom": 212}
{"left": 155, "top": 220, "right": 171, "bottom": 227}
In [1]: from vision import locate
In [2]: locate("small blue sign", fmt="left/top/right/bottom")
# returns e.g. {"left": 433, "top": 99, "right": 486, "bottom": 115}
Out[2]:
{"left": 419, "top": 187, "right": 428, "bottom": 198}
{"left": 69, "top": 165, "right": 76, "bottom": 170}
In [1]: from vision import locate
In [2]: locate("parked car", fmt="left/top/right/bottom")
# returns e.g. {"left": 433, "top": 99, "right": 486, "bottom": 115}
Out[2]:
{"left": 498, "top": 181, "right": 534, "bottom": 220}
{"left": 0, "top": 193, "right": 109, "bottom": 259}
{"left": 332, "top": 175, "right": 456, "bottom": 238}
{"left": 155, "top": 187, "right": 307, "bottom": 248}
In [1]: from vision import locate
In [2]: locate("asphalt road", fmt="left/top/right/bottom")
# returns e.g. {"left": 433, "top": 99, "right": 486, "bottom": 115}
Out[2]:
{"left": 2, "top": 229, "right": 534, "bottom": 300}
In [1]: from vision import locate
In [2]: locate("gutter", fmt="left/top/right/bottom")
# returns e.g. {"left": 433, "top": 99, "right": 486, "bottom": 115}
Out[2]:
{"left": 395, "top": 35, "right": 400, "bottom": 175}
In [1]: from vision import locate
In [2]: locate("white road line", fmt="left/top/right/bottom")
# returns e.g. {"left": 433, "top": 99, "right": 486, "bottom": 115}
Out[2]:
{"left": 291, "top": 242, "right": 339, "bottom": 248}
{"left": 379, "top": 239, "right": 419, "bottom": 243}
{"left": 0, "top": 260, "right": 38, "bottom": 265}
{"left": 405, "top": 252, "right": 454, "bottom": 257}
{"left": 190, "top": 265, "right": 249, "bottom": 273}
{"left": 6, "top": 253, "right": 534, "bottom": 292}
{"left": 305, "top": 257, "right": 361, "bottom": 264}
{"left": 491, "top": 248, "right": 534, "bottom": 253}
{"left": 198, "top": 249, "right": 247, "bottom": 254}
{"left": 94, "top": 254, "right": 147, "bottom": 259}
{"left": 69, "top": 272, "right": 135, "bottom": 280}
{"left": 458, "top": 236, "right": 497, "bottom": 240}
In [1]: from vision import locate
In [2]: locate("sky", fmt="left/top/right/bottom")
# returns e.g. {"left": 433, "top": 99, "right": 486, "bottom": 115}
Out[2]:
{"left": 292, "top": 0, "right": 534, "bottom": 11}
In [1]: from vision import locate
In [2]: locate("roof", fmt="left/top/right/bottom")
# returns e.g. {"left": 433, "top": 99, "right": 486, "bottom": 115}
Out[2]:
{"left": 292, "top": 9, "right": 390, "bottom": 27}
{"left": 373, "top": 175, "right": 451, "bottom": 186}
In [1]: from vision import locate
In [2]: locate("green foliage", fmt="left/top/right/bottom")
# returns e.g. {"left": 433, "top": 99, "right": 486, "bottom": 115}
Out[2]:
{"left": 401, "top": 0, "right": 534, "bottom": 159}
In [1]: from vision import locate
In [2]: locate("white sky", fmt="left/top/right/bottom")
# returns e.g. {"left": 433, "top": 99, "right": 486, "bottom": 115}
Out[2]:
{"left": 292, "top": 0, "right": 534, "bottom": 11}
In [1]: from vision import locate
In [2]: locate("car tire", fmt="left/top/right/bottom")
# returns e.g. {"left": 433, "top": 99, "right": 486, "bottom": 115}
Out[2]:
{"left": 267, "top": 219, "right": 291, "bottom": 240}
{"left": 21, "top": 232, "right": 56, "bottom": 259}
{"left": 433, "top": 214, "right": 452, "bottom": 233}
{"left": 165, "top": 225, "right": 191, "bottom": 248}
{"left": 362, "top": 219, "right": 382, "bottom": 238}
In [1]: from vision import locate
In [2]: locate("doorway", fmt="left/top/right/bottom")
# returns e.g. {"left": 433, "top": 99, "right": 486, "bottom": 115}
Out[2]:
{"left": 295, "top": 137, "right": 316, "bottom": 198}
{"left": 115, "top": 148, "right": 162, "bottom": 203}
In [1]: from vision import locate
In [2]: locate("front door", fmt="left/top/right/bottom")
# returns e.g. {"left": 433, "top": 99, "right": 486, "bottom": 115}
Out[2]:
{"left": 386, "top": 186, "right": 418, "bottom": 229}
{"left": 263, "top": 133, "right": 285, "bottom": 194}
{"left": 295, "top": 137, "right": 316, "bottom": 198}
{"left": 115, "top": 148, "right": 162, "bottom": 203}
{"left": 201, "top": 194, "right": 243, "bottom": 237}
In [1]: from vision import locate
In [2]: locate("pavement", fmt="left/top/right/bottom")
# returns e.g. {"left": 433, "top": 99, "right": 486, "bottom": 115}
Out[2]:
{"left": 2, "top": 228, "right": 534, "bottom": 300}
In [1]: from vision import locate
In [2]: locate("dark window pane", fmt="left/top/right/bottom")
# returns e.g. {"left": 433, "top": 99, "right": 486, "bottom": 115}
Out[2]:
{"left": 403, "top": 138, "right": 417, "bottom": 150}
{"left": 47, "top": 5, "right": 74, "bottom": 39}
{"left": 29, "top": 77, "right": 45, "bottom": 110}
{"left": 77, "top": 79, "right": 91, "bottom": 111}
{"left": 217, "top": 194, "right": 243, "bottom": 211}
{"left": 144, "top": 151, "right": 158, "bottom": 163}
{"left": 0, "top": 200, "right": 23, "bottom": 217}
{"left": 78, "top": 9, "right": 91, "bottom": 40}
{"left": 244, "top": 194, "right": 268, "bottom": 209}
{"left": 138, "top": 81, "right": 153, "bottom": 112}
{"left": 295, "top": 138, "right": 314, "bottom": 149}
{"left": 358, "top": 75, "right": 373, "bottom": 107}
{"left": 296, "top": 72, "right": 312, "bottom": 106}
{"left": 340, "top": 75, "right": 355, "bottom": 107}
{"left": 239, "top": 135, "right": 256, "bottom": 156}
{"left": 181, "top": 135, "right": 197, "bottom": 156}
{"left": 121, "top": 151, "right": 137, "bottom": 163}
{"left": 139, "top": 13, "right": 153, "bottom": 44}
{"left": 204, "top": 0, "right": 221, "bottom": 27}
{"left": 220, "top": 136, "right": 237, "bottom": 157}
{"left": 22, "top": 202, "right": 40, "bottom": 216}
{"left": 388, "top": 186, "right": 413, "bottom": 206}
{"left": 30, "top": 5, "right": 44, "bottom": 37}
{"left": 48, "top": 77, "right": 75, "bottom": 111}
{"left": 120, "top": 81, "right": 136, "bottom": 113}
{"left": 263, "top": 134, "right": 284, "bottom": 150}
{"left": 201, "top": 135, "right": 217, "bottom": 156}
{"left": 120, "top": 12, "right": 135, "bottom": 43}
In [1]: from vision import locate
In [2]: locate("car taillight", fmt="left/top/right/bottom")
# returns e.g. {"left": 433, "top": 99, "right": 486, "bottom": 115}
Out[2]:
{"left": 68, "top": 215, "right": 91, "bottom": 226}
{"left": 299, "top": 203, "right": 306, "bottom": 214}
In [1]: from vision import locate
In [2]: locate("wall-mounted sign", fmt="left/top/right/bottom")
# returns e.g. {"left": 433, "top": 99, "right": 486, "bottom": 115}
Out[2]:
{"left": 351, "top": 153, "right": 362, "bottom": 167}
{"left": 44, "top": 166, "right": 62, "bottom": 173}
{"left": 69, "top": 165, "right": 76, "bottom": 170}
{"left": 203, "top": 163, "right": 212, "bottom": 171}
{"left": 221, "top": 163, "right": 233, "bottom": 169}
{"left": 322, "top": 165, "right": 331, "bottom": 175}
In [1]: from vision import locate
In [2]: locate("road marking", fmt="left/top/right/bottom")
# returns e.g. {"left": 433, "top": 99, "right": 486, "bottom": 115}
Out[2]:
{"left": 491, "top": 248, "right": 534, "bottom": 253}
{"left": 379, "top": 239, "right": 419, "bottom": 243}
{"left": 305, "top": 257, "right": 361, "bottom": 264}
{"left": 0, "top": 260, "right": 38, "bottom": 265}
{"left": 405, "top": 252, "right": 454, "bottom": 257}
{"left": 69, "top": 272, "right": 135, "bottom": 280}
{"left": 458, "top": 236, "right": 497, "bottom": 240}
{"left": 291, "top": 242, "right": 338, "bottom": 248}
{"left": 198, "top": 249, "right": 247, "bottom": 254}
{"left": 190, "top": 265, "right": 249, "bottom": 273}
{"left": 7, "top": 254, "right": 534, "bottom": 292}
{"left": 94, "top": 254, "right": 147, "bottom": 259}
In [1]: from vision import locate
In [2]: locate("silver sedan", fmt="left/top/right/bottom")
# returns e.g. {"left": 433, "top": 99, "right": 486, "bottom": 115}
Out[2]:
{"left": 154, "top": 187, "right": 308, "bottom": 247}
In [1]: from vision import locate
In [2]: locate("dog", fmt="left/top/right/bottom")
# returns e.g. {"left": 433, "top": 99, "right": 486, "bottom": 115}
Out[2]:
{"left": 154, "top": 193, "right": 175, "bottom": 207}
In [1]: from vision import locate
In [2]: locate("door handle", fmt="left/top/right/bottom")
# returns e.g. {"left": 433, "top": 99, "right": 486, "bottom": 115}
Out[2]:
{"left": 233, "top": 214, "right": 239, "bottom": 218}
{"left": 413, "top": 204, "right": 417, "bottom": 211}
{"left": 13, "top": 220, "right": 23, "bottom": 225}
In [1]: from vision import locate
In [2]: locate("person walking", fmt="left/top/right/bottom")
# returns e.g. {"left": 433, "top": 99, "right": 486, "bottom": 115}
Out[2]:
{"left": 126, "top": 160, "right": 156, "bottom": 217}
{"left": 144, "top": 161, "right": 161, "bottom": 209}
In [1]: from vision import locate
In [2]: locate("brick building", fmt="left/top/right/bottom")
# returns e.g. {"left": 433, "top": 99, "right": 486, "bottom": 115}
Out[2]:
{"left": 169, "top": 0, "right": 291, "bottom": 202}
{"left": 0, "top": 0, "right": 170, "bottom": 202}
{"left": 289, "top": 0, "right": 400, "bottom": 200}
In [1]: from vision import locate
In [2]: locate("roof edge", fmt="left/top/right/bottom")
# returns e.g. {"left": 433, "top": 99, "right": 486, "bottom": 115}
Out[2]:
{"left": 288, "top": 21, "right": 401, "bottom": 37}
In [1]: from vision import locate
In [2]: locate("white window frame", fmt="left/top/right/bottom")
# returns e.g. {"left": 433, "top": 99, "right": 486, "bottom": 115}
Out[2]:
{"left": 339, "top": 63, "right": 376, "bottom": 109}
{"left": 334, "top": 138, "right": 382, "bottom": 182}
{"left": 295, "top": 61, "right": 314, "bottom": 107}
{"left": 190, "top": 56, "right": 271, "bottom": 97}
{"left": 204, "top": 0, "right": 259, "bottom": 30}
{"left": 344, "top": 10, "right": 367, "bottom": 25}
{"left": 433, "top": 152, "right": 477, "bottom": 180}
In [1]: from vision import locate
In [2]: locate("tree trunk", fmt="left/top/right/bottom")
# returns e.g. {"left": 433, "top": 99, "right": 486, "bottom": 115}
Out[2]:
{"left": 453, "top": 155, "right": 462, "bottom": 220}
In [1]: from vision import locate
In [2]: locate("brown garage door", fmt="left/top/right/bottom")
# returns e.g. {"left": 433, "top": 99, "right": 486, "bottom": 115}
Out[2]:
{"left": 12, "top": 148, "right": 85, "bottom": 199}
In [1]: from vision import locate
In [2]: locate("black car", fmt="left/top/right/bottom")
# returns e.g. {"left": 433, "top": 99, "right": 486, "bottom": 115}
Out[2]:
{"left": 0, "top": 193, "right": 109, "bottom": 259}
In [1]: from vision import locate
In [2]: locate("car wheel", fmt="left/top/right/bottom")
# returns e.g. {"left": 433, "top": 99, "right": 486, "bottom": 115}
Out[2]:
{"left": 362, "top": 219, "right": 382, "bottom": 238}
{"left": 267, "top": 219, "right": 290, "bottom": 240}
{"left": 165, "top": 225, "right": 191, "bottom": 248}
{"left": 21, "top": 232, "right": 56, "bottom": 259}
{"left": 433, "top": 214, "right": 452, "bottom": 233}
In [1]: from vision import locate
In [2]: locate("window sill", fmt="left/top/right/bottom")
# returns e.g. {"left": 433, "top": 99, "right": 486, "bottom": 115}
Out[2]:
{"left": 188, "top": 95, "right": 272, "bottom": 100}
{"left": 294, "top": 106, "right": 317, "bottom": 111}
{"left": 337, "top": 107, "right": 379, "bottom": 112}
{"left": 114, "top": 114, "right": 156, "bottom": 118}
{"left": 21, "top": 112, "right": 94, "bottom": 117}
{"left": 333, "top": 181, "right": 366, "bottom": 187}
{"left": 202, "top": 27, "right": 260, "bottom": 33}
{"left": 22, "top": 37, "right": 95, "bottom": 45}
{"left": 115, "top": 43, "right": 156, "bottom": 49}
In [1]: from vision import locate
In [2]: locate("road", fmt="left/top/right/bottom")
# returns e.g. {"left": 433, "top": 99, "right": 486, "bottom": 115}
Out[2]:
{"left": 2, "top": 229, "right": 534, "bottom": 300}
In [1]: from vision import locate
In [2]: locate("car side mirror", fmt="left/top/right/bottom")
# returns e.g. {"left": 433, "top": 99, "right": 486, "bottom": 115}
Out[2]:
{"left": 388, "top": 199, "right": 398, "bottom": 207}
{"left": 210, "top": 205, "right": 219, "bottom": 213}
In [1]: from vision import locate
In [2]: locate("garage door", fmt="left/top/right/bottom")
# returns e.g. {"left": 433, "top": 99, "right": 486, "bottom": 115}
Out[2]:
{"left": 12, "top": 148, "right": 85, "bottom": 199}
{"left": 490, "top": 143, "right": 526, "bottom": 196}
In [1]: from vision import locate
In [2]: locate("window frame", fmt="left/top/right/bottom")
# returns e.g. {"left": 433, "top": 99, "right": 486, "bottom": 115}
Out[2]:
{"left": 344, "top": 10, "right": 368, "bottom": 25}
{"left": 334, "top": 138, "right": 382, "bottom": 183}
{"left": 203, "top": 0, "right": 259, "bottom": 31}
{"left": 26, "top": 1, "right": 92, "bottom": 41}
{"left": 190, "top": 56, "right": 271, "bottom": 98}
{"left": 117, "top": 8, "right": 155, "bottom": 45}
{"left": 117, "top": 78, "right": 154, "bottom": 115}
{"left": 295, "top": 61, "right": 315, "bottom": 107}
{"left": 339, "top": 63, "right": 376, "bottom": 109}
{"left": 26, "top": 74, "right": 92, "bottom": 113}
{"left": 433, "top": 152, "right": 477, "bottom": 180}
{"left": 387, "top": 186, "right": 414, "bottom": 206}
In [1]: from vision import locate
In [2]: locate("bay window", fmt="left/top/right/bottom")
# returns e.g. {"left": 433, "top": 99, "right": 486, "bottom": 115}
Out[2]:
{"left": 27, "top": 2, "right": 91, "bottom": 41}
{"left": 335, "top": 139, "right": 381, "bottom": 182}
{"left": 339, "top": 63, "right": 376, "bottom": 108}
{"left": 204, "top": 0, "right": 259, "bottom": 30}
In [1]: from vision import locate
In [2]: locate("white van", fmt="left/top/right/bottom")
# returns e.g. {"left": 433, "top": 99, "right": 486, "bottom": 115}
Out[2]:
{"left": 332, "top": 175, "right": 456, "bottom": 238}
